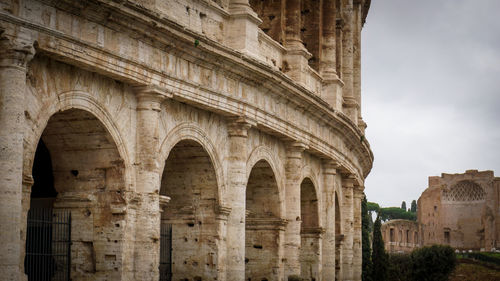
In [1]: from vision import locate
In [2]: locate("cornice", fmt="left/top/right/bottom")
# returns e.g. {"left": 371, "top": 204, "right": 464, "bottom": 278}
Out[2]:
{"left": 0, "top": 1, "right": 373, "bottom": 177}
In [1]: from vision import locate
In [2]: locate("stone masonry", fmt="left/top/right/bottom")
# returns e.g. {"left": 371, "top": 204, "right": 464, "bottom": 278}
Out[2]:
{"left": 381, "top": 219, "right": 420, "bottom": 254}
{"left": 418, "top": 170, "right": 500, "bottom": 252}
{"left": 0, "top": 0, "right": 373, "bottom": 280}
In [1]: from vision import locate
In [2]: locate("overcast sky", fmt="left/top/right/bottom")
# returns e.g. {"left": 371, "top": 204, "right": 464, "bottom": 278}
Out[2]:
{"left": 362, "top": 0, "right": 500, "bottom": 208}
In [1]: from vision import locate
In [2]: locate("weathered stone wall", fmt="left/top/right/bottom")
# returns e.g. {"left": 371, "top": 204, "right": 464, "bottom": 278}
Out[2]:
{"left": 0, "top": 0, "right": 373, "bottom": 280}
{"left": 418, "top": 170, "right": 499, "bottom": 252}
{"left": 381, "top": 219, "right": 420, "bottom": 254}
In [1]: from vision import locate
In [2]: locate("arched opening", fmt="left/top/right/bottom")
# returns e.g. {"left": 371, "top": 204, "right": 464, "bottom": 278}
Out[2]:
{"left": 245, "top": 160, "right": 283, "bottom": 281}
{"left": 299, "top": 177, "right": 320, "bottom": 281}
{"left": 334, "top": 192, "right": 342, "bottom": 281}
{"left": 301, "top": 0, "right": 321, "bottom": 71}
{"left": 160, "top": 140, "right": 219, "bottom": 280}
{"left": 25, "top": 109, "right": 126, "bottom": 281}
{"left": 249, "top": 0, "right": 284, "bottom": 44}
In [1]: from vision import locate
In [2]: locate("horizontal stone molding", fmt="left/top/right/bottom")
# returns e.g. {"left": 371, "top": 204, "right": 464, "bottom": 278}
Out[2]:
{"left": 0, "top": 5, "right": 372, "bottom": 179}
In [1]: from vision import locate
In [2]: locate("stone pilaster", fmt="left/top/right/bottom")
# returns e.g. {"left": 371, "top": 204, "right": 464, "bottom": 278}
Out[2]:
{"left": 0, "top": 28, "right": 34, "bottom": 281}
{"left": 353, "top": 0, "right": 364, "bottom": 132}
{"left": 352, "top": 185, "right": 364, "bottom": 281}
{"left": 341, "top": 173, "right": 355, "bottom": 281}
{"left": 225, "top": 117, "right": 254, "bottom": 281}
{"left": 226, "top": 0, "right": 262, "bottom": 57}
{"left": 321, "top": 159, "right": 339, "bottom": 281}
{"left": 321, "top": 0, "right": 344, "bottom": 110}
{"left": 284, "top": 0, "right": 313, "bottom": 87}
{"left": 284, "top": 141, "right": 308, "bottom": 278}
{"left": 132, "top": 85, "right": 171, "bottom": 280}
{"left": 340, "top": 0, "right": 359, "bottom": 124}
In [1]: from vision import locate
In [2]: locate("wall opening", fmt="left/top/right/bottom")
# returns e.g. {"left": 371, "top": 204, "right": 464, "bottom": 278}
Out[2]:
{"left": 249, "top": 0, "right": 284, "bottom": 44}
{"left": 160, "top": 140, "right": 219, "bottom": 280}
{"left": 25, "top": 109, "right": 126, "bottom": 281}
{"left": 299, "top": 177, "right": 320, "bottom": 281}
{"left": 245, "top": 160, "right": 282, "bottom": 281}
{"left": 444, "top": 230, "right": 450, "bottom": 244}
{"left": 334, "top": 192, "right": 341, "bottom": 281}
{"left": 301, "top": 0, "right": 321, "bottom": 71}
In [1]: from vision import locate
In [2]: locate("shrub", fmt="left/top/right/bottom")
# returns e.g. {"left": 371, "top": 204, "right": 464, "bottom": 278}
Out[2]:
{"left": 387, "top": 254, "right": 412, "bottom": 281}
{"left": 410, "top": 245, "right": 457, "bottom": 281}
{"left": 467, "top": 252, "right": 500, "bottom": 265}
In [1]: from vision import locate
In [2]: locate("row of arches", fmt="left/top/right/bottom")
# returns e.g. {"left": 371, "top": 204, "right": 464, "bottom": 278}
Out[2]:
{"left": 25, "top": 106, "right": 344, "bottom": 281}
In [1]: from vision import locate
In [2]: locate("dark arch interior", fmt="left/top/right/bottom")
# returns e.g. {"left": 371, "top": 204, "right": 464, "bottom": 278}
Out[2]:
{"left": 30, "top": 139, "right": 57, "bottom": 207}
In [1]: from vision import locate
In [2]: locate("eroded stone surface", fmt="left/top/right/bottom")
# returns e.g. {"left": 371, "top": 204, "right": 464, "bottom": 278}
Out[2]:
{"left": 0, "top": 0, "right": 372, "bottom": 280}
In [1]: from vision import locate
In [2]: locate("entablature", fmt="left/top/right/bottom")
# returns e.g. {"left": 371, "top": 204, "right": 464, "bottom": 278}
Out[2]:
{"left": 0, "top": 0, "right": 373, "bottom": 178}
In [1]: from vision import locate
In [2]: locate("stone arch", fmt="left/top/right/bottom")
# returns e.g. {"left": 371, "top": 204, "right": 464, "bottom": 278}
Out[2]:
{"left": 24, "top": 106, "right": 129, "bottom": 280}
{"left": 300, "top": 165, "right": 322, "bottom": 225}
{"left": 245, "top": 158, "right": 285, "bottom": 281}
{"left": 159, "top": 136, "right": 221, "bottom": 280}
{"left": 299, "top": 176, "right": 321, "bottom": 281}
{"left": 24, "top": 90, "right": 132, "bottom": 189}
{"left": 246, "top": 145, "right": 285, "bottom": 216}
{"left": 159, "top": 122, "right": 225, "bottom": 204}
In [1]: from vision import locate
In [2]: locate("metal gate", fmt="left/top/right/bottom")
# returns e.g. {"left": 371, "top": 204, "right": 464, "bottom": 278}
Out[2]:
{"left": 159, "top": 222, "right": 173, "bottom": 281}
{"left": 25, "top": 208, "right": 71, "bottom": 281}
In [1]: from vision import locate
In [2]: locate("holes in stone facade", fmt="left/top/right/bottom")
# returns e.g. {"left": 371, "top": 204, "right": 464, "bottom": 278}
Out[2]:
{"left": 245, "top": 160, "right": 281, "bottom": 281}
{"left": 26, "top": 109, "right": 125, "bottom": 280}
{"left": 250, "top": 0, "right": 284, "bottom": 44}
{"left": 160, "top": 139, "right": 219, "bottom": 280}
{"left": 300, "top": 178, "right": 320, "bottom": 280}
{"left": 442, "top": 180, "right": 485, "bottom": 202}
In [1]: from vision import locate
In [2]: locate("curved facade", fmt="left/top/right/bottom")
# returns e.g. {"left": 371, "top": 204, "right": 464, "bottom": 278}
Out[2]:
{"left": 0, "top": 0, "right": 372, "bottom": 280}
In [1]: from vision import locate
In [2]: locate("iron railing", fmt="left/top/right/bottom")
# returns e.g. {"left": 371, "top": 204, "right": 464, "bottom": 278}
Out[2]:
{"left": 159, "top": 222, "right": 173, "bottom": 281}
{"left": 25, "top": 208, "right": 71, "bottom": 281}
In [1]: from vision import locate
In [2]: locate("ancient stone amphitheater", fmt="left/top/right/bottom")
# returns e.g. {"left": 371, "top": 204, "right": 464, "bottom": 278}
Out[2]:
{"left": 0, "top": 0, "right": 373, "bottom": 280}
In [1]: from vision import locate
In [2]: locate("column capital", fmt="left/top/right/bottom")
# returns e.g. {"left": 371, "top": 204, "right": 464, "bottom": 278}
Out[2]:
{"left": 353, "top": 186, "right": 365, "bottom": 199}
{"left": 342, "top": 96, "right": 360, "bottom": 109}
{"left": 322, "top": 159, "right": 341, "bottom": 175}
{"left": 341, "top": 173, "right": 357, "bottom": 188}
{"left": 134, "top": 85, "right": 172, "bottom": 112}
{"left": 227, "top": 116, "right": 255, "bottom": 137}
{"left": 286, "top": 141, "right": 308, "bottom": 159}
{"left": 0, "top": 29, "right": 35, "bottom": 69}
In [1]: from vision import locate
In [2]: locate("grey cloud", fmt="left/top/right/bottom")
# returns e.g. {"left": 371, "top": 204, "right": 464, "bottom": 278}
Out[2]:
{"left": 361, "top": 0, "right": 500, "bottom": 207}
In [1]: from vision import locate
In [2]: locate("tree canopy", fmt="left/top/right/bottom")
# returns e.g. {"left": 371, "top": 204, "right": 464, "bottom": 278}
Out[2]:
{"left": 410, "top": 200, "right": 417, "bottom": 213}
{"left": 379, "top": 207, "right": 417, "bottom": 221}
{"left": 362, "top": 195, "right": 373, "bottom": 281}
{"left": 401, "top": 201, "right": 406, "bottom": 210}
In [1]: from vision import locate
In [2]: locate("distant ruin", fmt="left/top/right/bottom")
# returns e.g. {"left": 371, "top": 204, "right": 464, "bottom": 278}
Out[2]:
{"left": 382, "top": 170, "right": 500, "bottom": 254}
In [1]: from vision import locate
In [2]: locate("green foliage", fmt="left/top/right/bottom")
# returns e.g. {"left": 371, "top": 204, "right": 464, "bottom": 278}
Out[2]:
{"left": 387, "top": 254, "right": 412, "bottom": 281}
{"left": 401, "top": 201, "right": 406, "bottom": 210}
{"left": 367, "top": 202, "right": 380, "bottom": 212}
{"left": 466, "top": 252, "right": 500, "bottom": 265}
{"left": 371, "top": 215, "right": 388, "bottom": 281}
{"left": 362, "top": 194, "right": 373, "bottom": 281}
{"left": 410, "top": 200, "right": 417, "bottom": 212}
{"left": 379, "top": 207, "right": 417, "bottom": 221}
{"left": 410, "top": 245, "right": 457, "bottom": 281}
